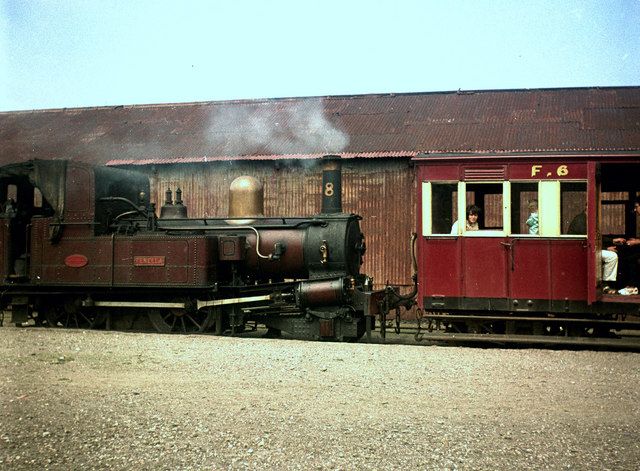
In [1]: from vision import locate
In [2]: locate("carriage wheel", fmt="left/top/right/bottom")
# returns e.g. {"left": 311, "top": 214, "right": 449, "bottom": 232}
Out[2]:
{"left": 147, "top": 308, "right": 214, "bottom": 334}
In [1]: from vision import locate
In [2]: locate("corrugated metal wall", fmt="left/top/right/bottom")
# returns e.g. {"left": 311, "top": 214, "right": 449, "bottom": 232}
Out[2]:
{"left": 146, "top": 159, "right": 416, "bottom": 289}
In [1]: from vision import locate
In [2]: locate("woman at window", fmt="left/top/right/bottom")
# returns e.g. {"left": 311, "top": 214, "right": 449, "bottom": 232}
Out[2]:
{"left": 451, "top": 205, "right": 480, "bottom": 234}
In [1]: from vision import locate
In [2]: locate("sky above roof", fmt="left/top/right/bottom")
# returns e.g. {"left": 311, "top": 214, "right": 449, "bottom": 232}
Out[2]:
{"left": 1, "top": 0, "right": 638, "bottom": 112}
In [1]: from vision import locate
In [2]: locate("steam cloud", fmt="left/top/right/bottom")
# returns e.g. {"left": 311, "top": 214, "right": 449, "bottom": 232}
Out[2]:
{"left": 206, "top": 98, "right": 349, "bottom": 157}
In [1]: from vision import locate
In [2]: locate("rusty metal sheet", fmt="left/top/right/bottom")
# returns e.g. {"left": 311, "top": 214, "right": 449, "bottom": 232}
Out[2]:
{"left": 344, "top": 160, "right": 416, "bottom": 289}
{"left": 2, "top": 87, "right": 639, "bottom": 166}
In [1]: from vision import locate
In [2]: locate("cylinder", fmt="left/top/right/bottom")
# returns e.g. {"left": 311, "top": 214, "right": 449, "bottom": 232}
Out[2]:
{"left": 321, "top": 155, "right": 342, "bottom": 214}
{"left": 229, "top": 176, "right": 264, "bottom": 219}
{"left": 295, "top": 278, "right": 347, "bottom": 308}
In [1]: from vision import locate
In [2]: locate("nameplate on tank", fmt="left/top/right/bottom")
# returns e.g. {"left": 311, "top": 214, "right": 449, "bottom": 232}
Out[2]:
{"left": 64, "top": 254, "right": 88, "bottom": 268}
{"left": 133, "top": 256, "right": 166, "bottom": 267}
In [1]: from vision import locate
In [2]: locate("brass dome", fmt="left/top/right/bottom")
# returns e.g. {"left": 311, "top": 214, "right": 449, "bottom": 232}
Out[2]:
{"left": 228, "top": 176, "right": 264, "bottom": 220}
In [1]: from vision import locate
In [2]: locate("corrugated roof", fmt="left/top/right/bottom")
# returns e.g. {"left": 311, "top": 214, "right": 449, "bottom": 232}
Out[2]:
{"left": 1, "top": 87, "right": 639, "bottom": 166}
{"left": 107, "top": 151, "right": 414, "bottom": 165}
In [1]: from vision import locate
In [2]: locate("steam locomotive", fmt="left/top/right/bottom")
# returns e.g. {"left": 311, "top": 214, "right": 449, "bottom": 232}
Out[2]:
{"left": 0, "top": 157, "right": 414, "bottom": 340}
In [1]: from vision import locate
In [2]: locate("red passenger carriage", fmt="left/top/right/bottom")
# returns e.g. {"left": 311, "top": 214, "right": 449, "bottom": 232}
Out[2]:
{"left": 415, "top": 152, "right": 640, "bottom": 338}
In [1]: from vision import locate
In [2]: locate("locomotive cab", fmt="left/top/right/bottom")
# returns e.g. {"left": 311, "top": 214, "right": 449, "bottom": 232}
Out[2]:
{"left": 1, "top": 161, "right": 152, "bottom": 282}
{"left": 1, "top": 161, "right": 56, "bottom": 279}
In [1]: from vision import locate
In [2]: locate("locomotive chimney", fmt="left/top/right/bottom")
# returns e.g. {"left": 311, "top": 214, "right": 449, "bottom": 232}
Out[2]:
{"left": 321, "top": 155, "right": 342, "bottom": 214}
{"left": 229, "top": 176, "right": 264, "bottom": 221}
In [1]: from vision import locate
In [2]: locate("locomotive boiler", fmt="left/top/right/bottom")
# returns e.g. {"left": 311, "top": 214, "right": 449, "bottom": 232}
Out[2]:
{"left": 0, "top": 156, "right": 396, "bottom": 341}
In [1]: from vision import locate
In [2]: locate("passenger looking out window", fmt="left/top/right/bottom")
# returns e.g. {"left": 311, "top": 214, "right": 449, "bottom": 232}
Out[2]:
{"left": 561, "top": 182, "right": 587, "bottom": 235}
{"left": 465, "top": 183, "right": 503, "bottom": 230}
{"left": 511, "top": 182, "right": 538, "bottom": 235}
{"left": 451, "top": 205, "right": 480, "bottom": 234}
{"left": 526, "top": 199, "right": 539, "bottom": 235}
{"left": 567, "top": 210, "right": 586, "bottom": 236}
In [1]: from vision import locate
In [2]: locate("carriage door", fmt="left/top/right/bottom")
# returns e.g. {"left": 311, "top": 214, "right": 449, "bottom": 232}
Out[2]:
{"left": 506, "top": 181, "right": 550, "bottom": 307}
{"left": 459, "top": 181, "right": 510, "bottom": 303}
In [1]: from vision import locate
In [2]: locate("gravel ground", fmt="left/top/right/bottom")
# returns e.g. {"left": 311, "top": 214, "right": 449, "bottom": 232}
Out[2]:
{"left": 1, "top": 326, "right": 639, "bottom": 470}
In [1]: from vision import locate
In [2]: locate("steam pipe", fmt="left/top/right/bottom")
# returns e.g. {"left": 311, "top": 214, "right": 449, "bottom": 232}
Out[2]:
{"left": 157, "top": 224, "right": 282, "bottom": 260}
{"left": 98, "top": 197, "right": 148, "bottom": 220}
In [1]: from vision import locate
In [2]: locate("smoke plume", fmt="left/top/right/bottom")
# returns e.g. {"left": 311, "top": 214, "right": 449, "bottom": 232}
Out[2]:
{"left": 207, "top": 98, "right": 349, "bottom": 156}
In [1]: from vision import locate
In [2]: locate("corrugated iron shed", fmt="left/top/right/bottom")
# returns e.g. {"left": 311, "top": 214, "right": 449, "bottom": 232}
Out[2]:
{"left": 1, "top": 87, "right": 639, "bottom": 165}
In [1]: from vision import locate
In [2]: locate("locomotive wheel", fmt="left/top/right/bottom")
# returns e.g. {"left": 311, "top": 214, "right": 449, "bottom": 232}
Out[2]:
{"left": 147, "top": 308, "right": 214, "bottom": 334}
{"left": 45, "top": 306, "right": 104, "bottom": 329}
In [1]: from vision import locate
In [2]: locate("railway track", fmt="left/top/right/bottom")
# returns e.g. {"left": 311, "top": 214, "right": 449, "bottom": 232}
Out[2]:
{"left": 372, "top": 317, "right": 640, "bottom": 351}
{"left": 4, "top": 309, "right": 640, "bottom": 352}
{"left": 401, "top": 328, "right": 640, "bottom": 351}
{"left": 374, "top": 309, "right": 640, "bottom": 350}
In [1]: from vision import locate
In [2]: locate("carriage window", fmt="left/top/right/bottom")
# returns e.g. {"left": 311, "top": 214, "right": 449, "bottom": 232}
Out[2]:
{"left": 430, "top": 183, "right": 457, "bottom": 234}
{"left": 466, "top": 183, "right": 503, "bottom": 230}
{"left": 562, "top": 182, "right": 587, "bottom": 235}
{"left": 511, "top": 182, "right": 539, "bottom": 235}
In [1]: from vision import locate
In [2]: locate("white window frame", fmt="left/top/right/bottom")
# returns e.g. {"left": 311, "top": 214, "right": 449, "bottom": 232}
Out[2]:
{"left": 559, "top": 180, "right": 588, "bottom": 238}
{"left": 459, "top": 181, "right": 508, "bottom": 237}
{"left": 421, "top": 181, "right": 431, "bottom": 236}
{"left": 422, "top": 179, "right": 586, "bottom": 237}
{"left": 509, "top": 180, "right": 541, "bottom": 237}
{"left": 422, "top": 181, "right": 460, "bottom": 236}
{"left": 507, "top": 180, "right": 586, "bottom": 237}
{"left": 538, "top": 180, "right": 561, "bottom": 237}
